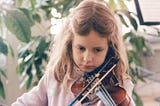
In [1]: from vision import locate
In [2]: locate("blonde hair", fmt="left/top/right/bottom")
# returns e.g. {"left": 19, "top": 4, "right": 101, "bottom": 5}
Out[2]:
{"left": 47, "top": 0, "right": 128, "bottom": 88}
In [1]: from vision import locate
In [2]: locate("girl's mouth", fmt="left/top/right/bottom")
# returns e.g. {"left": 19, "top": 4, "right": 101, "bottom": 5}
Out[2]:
{"left": 80, "top": 65, "right": 96, "bottom": 72}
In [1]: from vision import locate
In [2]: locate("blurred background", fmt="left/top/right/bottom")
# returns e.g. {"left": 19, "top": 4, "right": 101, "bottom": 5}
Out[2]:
{"left": 0, "top": 0, "right": 160, "bottom": 106}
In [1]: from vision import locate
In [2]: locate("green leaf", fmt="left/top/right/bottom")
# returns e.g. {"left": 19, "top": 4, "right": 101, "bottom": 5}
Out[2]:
{"left": 117, "top": 10, "right": 138, "bottom": 30}
{"left": 34, "top": 63, "right": 43, "bottom": 80}
{"left": 25, "top": 64, "right": 32, "bottom": 90}
{"left": 20, "top": 76, "right": 28, "bottom": 89}
{"left": 9, "top": 45, "right": 15, "bottom": 57}
{"left": 129, "top": 67, "right": 137, "bottom": 83}
{"left": 30, "top": 0, "right": 36, "bottom": 9}
{"left": 0, "top": 38, "right": 8, "bottom": 55}
{"left": 117, "top": 14, "right": 129, "bottom": 28}
{"left": 124, "top": 32, "right": 147, "bottom": 53}
{"left": 26, "top": 75, "right": 33, "bottom": 90}
{"left": 35, "top": 37, "right": 48, "bottom": 58}
{"left": 16, "top": 0, "right": 23, "bottom": 7}
{"left": 130, "top": 36, "right": 146, "bottom": 53}
{"left": 26, "top": 64, "right": 32, "bottom": 75}
{"left": 130, "top": 15, "right": 138, "bottom": 30}
{"left": 129, "top": 66, "right": 146, "bottom": 84}
{"left": 0, "top": 67, "right": 7, "bottom": 79}
{"left": 18, "top": 40, "right": 34, "bottom": 58}
{"left": 4, "top": 9, "right": 31, "bottom": 43}
{"left": 0, "top": 80, "right": 5, "bottom": 99}
{"left": 127, "top": 50, "right": 142, "bottom": 65}
{"left": 62, "top": 0, "right": 74, "bottom": 17}
{"left": 19, "top": 8, "right": 34, "bottom": 26}
{"left": 117, "top": 0, "right": 128, "bottom": 10}
{"left": 133, "top": 91, "right": 143, "bottom": 106}
{"left": 123, "top": 31, "right": 135, "bottom": 40}
{"left": 16, "top": 61, "right": 25, "bottom": 74}
{"left": 108, "top": 0, "right": 117, "bottom": 11}
{"left": 32, "top": 13, "right": 41, "bottom": 23}
{"left": 62, "top": 0, "right": 81, "bottom": 17}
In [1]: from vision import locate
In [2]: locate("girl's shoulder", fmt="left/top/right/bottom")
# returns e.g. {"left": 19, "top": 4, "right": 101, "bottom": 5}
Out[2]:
{"left": 44, "top": 69, "right": 59, "bottom": 84}
{"left": 122, "top": 76, "right": 134, "bottom": 96}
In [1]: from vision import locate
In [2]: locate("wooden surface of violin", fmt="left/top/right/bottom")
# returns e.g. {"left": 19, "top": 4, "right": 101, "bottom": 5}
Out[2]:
{"left": 71, "top": 76, "right": 130, "bottom": 106}
{"left": 69, "top": 57, "right": 131, "bottom": 106}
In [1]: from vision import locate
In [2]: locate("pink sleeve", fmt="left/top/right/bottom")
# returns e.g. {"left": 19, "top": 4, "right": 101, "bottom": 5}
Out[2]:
{"left": 122, "top": 78, "right": 136, "bottom": 106}
{"left": 11, "top": 73, "right": 48, "bottom": 106}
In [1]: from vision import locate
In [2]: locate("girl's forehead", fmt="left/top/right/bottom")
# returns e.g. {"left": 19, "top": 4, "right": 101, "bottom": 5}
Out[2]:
{"left": 72, "top": 30, "right": 109, "bottom": 47}
{"left": 73, "top": 30, "right": 108, "bottom": 39}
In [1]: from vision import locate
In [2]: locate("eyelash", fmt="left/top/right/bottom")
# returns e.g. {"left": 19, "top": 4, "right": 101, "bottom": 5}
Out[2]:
{"left": 79, "top": 47, "right": 85, "bottom": 51}
{"left": 94, "top": 48, "right": 102, "bottom": 52}
{"left": 77, "top": 47, "right": 102, "bottom": 53}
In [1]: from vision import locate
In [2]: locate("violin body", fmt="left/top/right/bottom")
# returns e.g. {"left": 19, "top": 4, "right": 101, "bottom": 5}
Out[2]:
{"left": 95, "top": 85, "right": 130, "bottom": 106}
{"left": 71, "top": 75, "right": 130, "bottom": 106}
{"left": 69, "top": 57, "right": 130, "bottom": 106}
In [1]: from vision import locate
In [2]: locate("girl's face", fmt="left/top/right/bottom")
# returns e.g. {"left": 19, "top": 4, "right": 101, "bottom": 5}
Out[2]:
{"left": 72, "top": 30, "right": 109, "bottom": 73}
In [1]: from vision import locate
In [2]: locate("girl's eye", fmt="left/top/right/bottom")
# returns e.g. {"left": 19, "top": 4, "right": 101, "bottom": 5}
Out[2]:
{"left": 78, "top": 46, "right": 85, "bottom": 51}
{"left": 94, "top": 48, "right": 103, "bottom": 53}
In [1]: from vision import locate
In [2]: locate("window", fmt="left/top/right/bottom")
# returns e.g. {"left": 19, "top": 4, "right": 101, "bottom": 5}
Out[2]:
{"left": 134, "top": 0, "right": 160, "bottom": 25}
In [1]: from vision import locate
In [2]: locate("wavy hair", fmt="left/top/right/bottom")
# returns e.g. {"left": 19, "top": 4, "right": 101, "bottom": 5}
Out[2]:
{"left": 47, "top": 0, "right": 128, "bottom": 88}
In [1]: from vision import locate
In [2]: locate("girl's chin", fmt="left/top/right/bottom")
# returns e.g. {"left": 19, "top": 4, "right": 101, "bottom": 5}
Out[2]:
{"left": 80, "top": 69, "right": 93, "bottom": 73}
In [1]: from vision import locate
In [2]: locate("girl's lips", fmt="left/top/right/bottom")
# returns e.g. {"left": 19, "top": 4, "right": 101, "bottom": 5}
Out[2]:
{"left": 80, "top": 65, "right": 96, "bottom": 71}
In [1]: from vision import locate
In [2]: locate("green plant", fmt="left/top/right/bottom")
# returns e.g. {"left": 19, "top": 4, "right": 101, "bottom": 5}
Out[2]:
{"left": 0, "top": 0, "right": 155, "bottom": 105}
{"left": 0, "top": 0, "right": 82, "bottom": 98}
{"left": 0, "top": 38, "right": 8, "bottom": 99}
{"left": 107, "top": 1, "right": 148, "bottom": 106}
{"left": 0, "top": 11, "right": 8, "bottom": 99}
{"left": 17, "top": 36, "right": 51, "bottom": 89}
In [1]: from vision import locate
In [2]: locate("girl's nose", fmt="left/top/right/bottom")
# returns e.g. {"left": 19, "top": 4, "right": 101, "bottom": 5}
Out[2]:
{"left": 83, "top": 51, "right": 93, "bottom": 63}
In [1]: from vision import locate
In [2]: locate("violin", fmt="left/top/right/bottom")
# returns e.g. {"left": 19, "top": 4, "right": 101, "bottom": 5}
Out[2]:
{"left": 69, "top": 57, "right": 131, "bottom": 106}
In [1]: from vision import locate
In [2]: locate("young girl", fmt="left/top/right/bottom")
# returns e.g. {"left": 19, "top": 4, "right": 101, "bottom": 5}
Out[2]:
{"left": 12, "top": 0, "right": 135, "bottom": 106}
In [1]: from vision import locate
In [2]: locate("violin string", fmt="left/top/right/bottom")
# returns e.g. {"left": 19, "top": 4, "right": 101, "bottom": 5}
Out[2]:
{"left": 95, "top": 84, "right": 116, "bottom": 106}
{"left": 75, "top": 64, "right": 117, "bottom": 106}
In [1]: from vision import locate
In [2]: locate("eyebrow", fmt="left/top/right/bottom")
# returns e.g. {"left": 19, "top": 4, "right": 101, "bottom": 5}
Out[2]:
{"left": 75, "top": 44, "right": 105, "bottom": 49}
